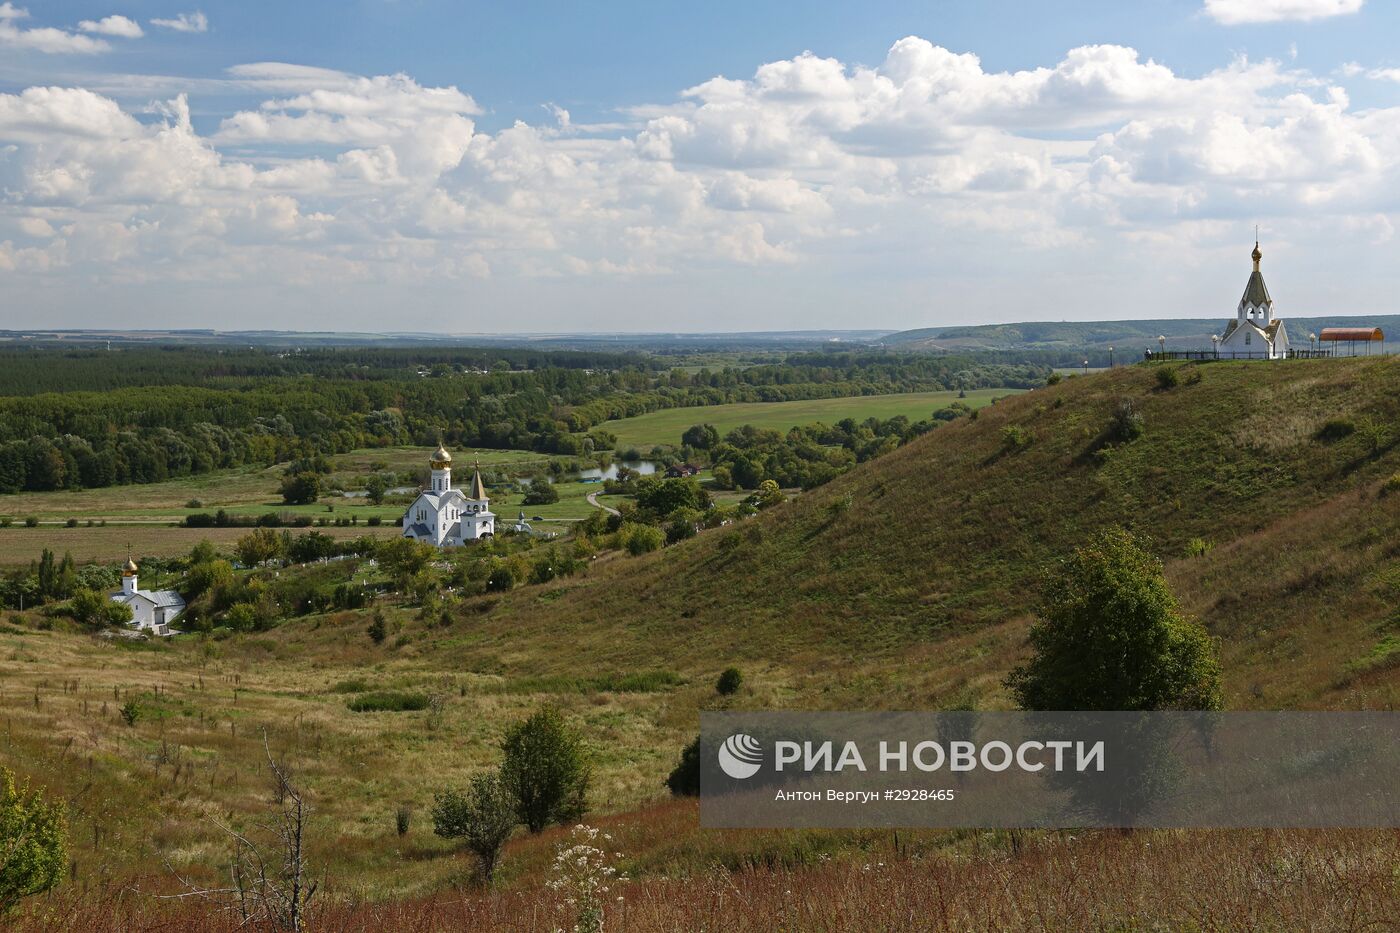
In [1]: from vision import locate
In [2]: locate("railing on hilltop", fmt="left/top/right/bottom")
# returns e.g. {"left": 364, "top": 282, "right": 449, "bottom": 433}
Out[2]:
{"left": 1144, "top": 348, "right": 1335, "bottom": 362}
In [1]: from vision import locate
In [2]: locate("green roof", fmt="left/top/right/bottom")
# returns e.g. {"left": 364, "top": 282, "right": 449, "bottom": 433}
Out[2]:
{"left": 1241, "top": 270, "right": 1271, "bottom": 308}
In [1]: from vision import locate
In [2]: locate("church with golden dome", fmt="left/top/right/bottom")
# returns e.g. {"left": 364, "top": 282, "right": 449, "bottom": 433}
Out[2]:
{"left": 109, "top": 554, "right": 185, "bottom": 636}
{"left": 1217, "top": 240, "right": 1290, "bottom": 359}
{"left": 401, "top": 445, "right": 495, "bottom": 547}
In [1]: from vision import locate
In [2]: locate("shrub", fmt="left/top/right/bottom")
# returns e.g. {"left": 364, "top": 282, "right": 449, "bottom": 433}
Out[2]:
{"left": 64, "top": 518, "right": 78, "bottom": 528}
{"left": 395, "top": 805, "right": 411, "bottom": 838}
{"left": 1383, "top": 472, "right": 1400, "bottom": 497}
{"left": 69, "top": 588, "right": 132, "bottom": 627}
{"left": 280, "top": 472, "right": 321, "bottom": 505}
{"left": 486, "top": 564, "right": 517, "bottom": 592}
{"left": 1184, "top": 537, "right": 1214, "bottom": 558}
{"left": 185, "top": 499, "right": 203, "bottom": 509}
{"left": 716, "top": 667, "right": 743, "bottom": 696}
{"left": 499, "top": 708, "right": 590, "bottom": 833}
{"left": 119, "top": 699, "right": 141, "bottom": 727}
{"left": 1006, "top": 529, "right": 1221, "bottom": 712}
{"left": 23, "top": 517, "right": 37, "bottom": 528}
{"left": 1000, "top": 425, "right": 1032, "bottom": 451}
{"left": 665, "top": 738, "right": 700, "bottom": 796}
{"left": 431, "top": 771, "right": 518, "bottom": 884}
{"left": 1104, "top": 400, "right": 1145, "bottom": 445}
{"left": 1155, "top": 367, "right": 1180, "bottom": 390}
{"left": 347, "top": 691, "right": 428, "bottom": 712}
{"left": 0, "top": 766, "right": 67, "bottom": 915}
{"left": 620, "top": 523, "right": 664, "bottom": 556}
{"left": 522, "top": 482, "right": 560, "bottom": 506}
{"left": 226, "top": 603, "right": 257, "bottom": 633}
{"left": 1046, "top": 372, "right": 1062, "bottom": 386}
{"left": 367, "top": 612, "right": 387, "bottom": 644}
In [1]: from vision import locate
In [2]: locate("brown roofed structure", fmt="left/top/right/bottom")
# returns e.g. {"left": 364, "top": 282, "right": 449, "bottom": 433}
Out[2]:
{"left": 1319, "top": 327, "right": 1384, "bottom": 341}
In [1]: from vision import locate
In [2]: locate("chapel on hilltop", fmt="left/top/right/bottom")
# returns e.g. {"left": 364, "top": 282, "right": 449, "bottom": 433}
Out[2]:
{"left": 1217, "top": 240, "right": 1290, "bottom": 359}
{"left": 401, "top": 445, "right": 495, "bottom": 546}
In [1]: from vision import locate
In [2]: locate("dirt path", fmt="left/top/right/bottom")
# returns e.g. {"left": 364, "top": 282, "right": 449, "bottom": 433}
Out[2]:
{"left": 586, "top": 491, "right": 620, "bottom": 516}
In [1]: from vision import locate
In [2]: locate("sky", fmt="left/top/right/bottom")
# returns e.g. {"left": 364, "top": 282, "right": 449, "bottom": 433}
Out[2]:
{"left": 2, "top": 0, "right": 1400, "bottom": 333}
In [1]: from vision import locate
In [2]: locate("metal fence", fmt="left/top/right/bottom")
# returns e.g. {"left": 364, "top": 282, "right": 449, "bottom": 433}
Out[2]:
{"left": 1144, "top": 348, "right": 1335, "bottom": 361}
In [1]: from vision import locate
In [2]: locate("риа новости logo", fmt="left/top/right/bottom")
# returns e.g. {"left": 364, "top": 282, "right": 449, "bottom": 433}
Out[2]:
{"left": 718, "top": 733, "right": 763, "bottom": 779}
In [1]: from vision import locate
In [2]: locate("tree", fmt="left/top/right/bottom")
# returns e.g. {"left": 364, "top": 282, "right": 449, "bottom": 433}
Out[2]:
{"left": 280, "top": 472, "right": 321, "bottom": 505}
{"left": 681, "top": 424, "right": 720, "bottom": 450}
{"left": 69, "top": 587, "right": 132, "bottom": 627}
{"left": 665, "top": 738, "right": 700, "bottom": 796}
{"left": 619, "top": 523, "right": 664, "bottom": 556}
{"left": 365, "top": 474, "right": 388, "bottom": 505}
{"left": 499, "top": 708, "right": 590, "bottom": 833}
{"left": 236, "top": 528, "right": 284, "bottom": 568}
{"left": 1006, "top": 529, "right": 1222, "bottom": 711}
{"left": 747, "top": 479, "right": 785, "bottom": 510}
{"left": 366, "top": 611, "right": 387, "bottom": 645}
{"left": 431, "top": 771, "right": 518, "bottom": 884}
{"left": 521, "top": 481, "right": 559, "bottom": 506}
{"left": 0, "top": 765, "right": 67, "bottom": 916}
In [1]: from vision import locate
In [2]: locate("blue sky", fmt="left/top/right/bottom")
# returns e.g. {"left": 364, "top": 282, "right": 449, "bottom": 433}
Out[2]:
{"left": 2, "top": 0, "right": 1399, "bottom": 332}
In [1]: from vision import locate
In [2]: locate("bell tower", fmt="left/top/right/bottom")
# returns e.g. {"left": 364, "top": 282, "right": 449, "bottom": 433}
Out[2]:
{"left": 121, "top": 548, "right": 138, "bottom": 595}
{"left": 429, "top": 443, "right": 452, "bottom": 493}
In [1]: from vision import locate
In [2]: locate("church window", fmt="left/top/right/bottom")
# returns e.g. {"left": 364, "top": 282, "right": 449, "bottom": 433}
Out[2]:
{"left": 1245, "top": 333, "right": 1251, "bottom": 346}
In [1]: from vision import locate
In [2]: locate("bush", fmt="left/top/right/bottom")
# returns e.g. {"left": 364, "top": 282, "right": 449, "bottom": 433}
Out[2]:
{"left": 1006, "top": 529, "right": 1221, "bottom": 712}
{"left": 280, "top": 472, "right": 321, "bottom": 505}
{"left": 1104, "top": 400, "right": 1145, "bottom": 445}
{"left": 665, "top": 738, "right": 700, "bottom": 796}
{"left": 1315, "top": 419, "right": 1355, "bottom": 443}
{"left": 1383, "top": 472, "right": 1400, "bottom": 497}
{"left": 119, "top": 699, "right": 141, "bottom": 727}
{"left": 522, "top": 482, "right": 559, "bottom": 506}
{"left": 347, "top": 691, "right": 429, "bottom": 712}
{"left": 367, "top": 611, "right": 388, "bottom": 644}
{"left": 395, "top": 805, "right": 411, "bottom": 838}
{"left": 431, "top": 771, "right": 518, "bottom": 884}
{"left": 1045, "top": 372, "right": 1062, "bottom": 386}
{"left": 23, "top": 517, "right": 37, "bottom": 528}
{"left": 499, "top": 708, "right": 590, "bottom": 833}
{"left": 620, "top": 523, "right": 664, "bottom": 556}
{"left": 716, "top": 667, "right": 743, "bottom": 695}
{"left": 1184, "top": 537, "right": 1214, "bottom": 558}
{"left": 226, "top": 603, "right": 258, "bottom": 632}
{"left": 485, "top": 564, "right": 517, "bottom": 592}
{"left": 0, "top": 766, "right": 68, "bottom": 915}
{"left": 1000, "top": 425, "right": 1032, "bottom": 451}
{"left": 1155, "top": 367, "right": 1180, "bottom": 390}
{"left": 69, "top": 588, "right": 132, "bottom": 628}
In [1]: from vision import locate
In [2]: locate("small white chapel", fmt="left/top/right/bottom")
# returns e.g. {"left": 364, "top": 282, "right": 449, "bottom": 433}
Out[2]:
{"left": 110, "top": 555, "right": 185, "bottom": 636}
{"left": 1217, "top": 240, "right": 1290, "bottom": 359}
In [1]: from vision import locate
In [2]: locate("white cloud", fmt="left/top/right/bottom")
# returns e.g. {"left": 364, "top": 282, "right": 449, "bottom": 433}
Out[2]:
{"left": 78, "top": 14, "right": 143, "bottom": 38}
{"left": 5, "top": 38, "right": 1400, "bottom": 328}
{"left": 0, "top": 5, "right": 111, "bottom": 53}
{"left": 1203, "top": 0, "right": 1363, "bottom": 25}
{"left": 150, "top": 10, "right": 207, "bottom": 33}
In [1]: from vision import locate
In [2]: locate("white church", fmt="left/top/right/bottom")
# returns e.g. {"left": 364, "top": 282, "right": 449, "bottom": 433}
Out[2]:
{"left": 401, "top": 445, "right": 495, "bottom": 546}
{"left": 1217, "top": 241, "right": 1290, "bottom": 359}
{"left": 110, "top": 556, "right": 185, "bottom": 636}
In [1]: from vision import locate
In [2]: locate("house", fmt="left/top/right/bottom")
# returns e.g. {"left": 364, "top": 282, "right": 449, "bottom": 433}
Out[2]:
{"left": 665, "top": 463, "right": 700, "bottom": 478}
{"left": 1217, "top": 241, "right": 1290, "bottom": 359}
{"left": 401, "top": 445, "right": 495, "bottom": 546}
{"left": 110, "top": 557, "right": 184, "bottom": 636}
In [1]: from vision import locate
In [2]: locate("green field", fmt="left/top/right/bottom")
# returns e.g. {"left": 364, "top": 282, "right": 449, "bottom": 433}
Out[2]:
{"left": 604, "top": 389, "right": 1017, "bottom": 449}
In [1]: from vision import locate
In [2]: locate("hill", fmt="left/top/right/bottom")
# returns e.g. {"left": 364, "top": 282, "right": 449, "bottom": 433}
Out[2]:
{"left": 477, "top": 355, "right": 1400, "bottom": 709}
{"left": 1, "top": 356, "right": 1397, "bottom": 922}
{"left": 882, "top": 314, "right": 1400, "bottom": 356}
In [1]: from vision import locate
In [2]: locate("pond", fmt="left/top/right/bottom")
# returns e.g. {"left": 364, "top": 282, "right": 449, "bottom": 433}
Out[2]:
{"left": 574, "top": 460, "right": 659, "bottom": 482}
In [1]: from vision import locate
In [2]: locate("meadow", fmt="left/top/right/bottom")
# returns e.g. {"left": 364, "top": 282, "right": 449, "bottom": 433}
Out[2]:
{"left": 602, "top": 388, "right": 1014, "bottom": 449}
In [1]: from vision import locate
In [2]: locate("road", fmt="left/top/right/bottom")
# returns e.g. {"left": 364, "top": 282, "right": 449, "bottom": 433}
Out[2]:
{"left": 586, "top": 491, "right": 620, "bottom": 516}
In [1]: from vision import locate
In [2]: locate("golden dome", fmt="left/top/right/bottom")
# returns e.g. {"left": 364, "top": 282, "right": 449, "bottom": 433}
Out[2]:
{"left": 430, "top": 443, "right": 452, "bottom": 468}
{"left": 1251, "top": 242, "right": 1262, "bottom": 264}
{"left": 122, "top": 558, "right": 138, "bottom": 575}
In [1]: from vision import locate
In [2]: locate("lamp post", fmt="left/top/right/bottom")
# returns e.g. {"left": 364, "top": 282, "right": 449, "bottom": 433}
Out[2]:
{"left": 1108, "top": 346, "right": 1114, "bottom": 368}
{"left": 1309, "top": 332, "right": 1317, "bottom": 356}
{"left": 1082, "top": 359, "right": 1089, "bottom": 376}
{"left": 1211, "top": 334, "right": 1219, "bottom": 359}
{"left": 1157, "top": 335, "right": 1166, "bottom": 359}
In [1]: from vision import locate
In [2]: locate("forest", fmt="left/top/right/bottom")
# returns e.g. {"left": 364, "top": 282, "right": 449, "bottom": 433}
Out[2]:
{"left": 0, "top": 345, "right": 1049, "bottom": 494}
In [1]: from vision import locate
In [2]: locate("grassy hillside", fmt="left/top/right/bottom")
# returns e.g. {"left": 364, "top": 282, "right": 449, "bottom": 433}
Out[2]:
{"left": 478, "top": 356, "right": 1400, "bottom": 709}
{"left": 1, "top": 356, "right": 1397, "bottom": 923}
{"left": 603, "top": 389, "right": 1014, "bottom": 449}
